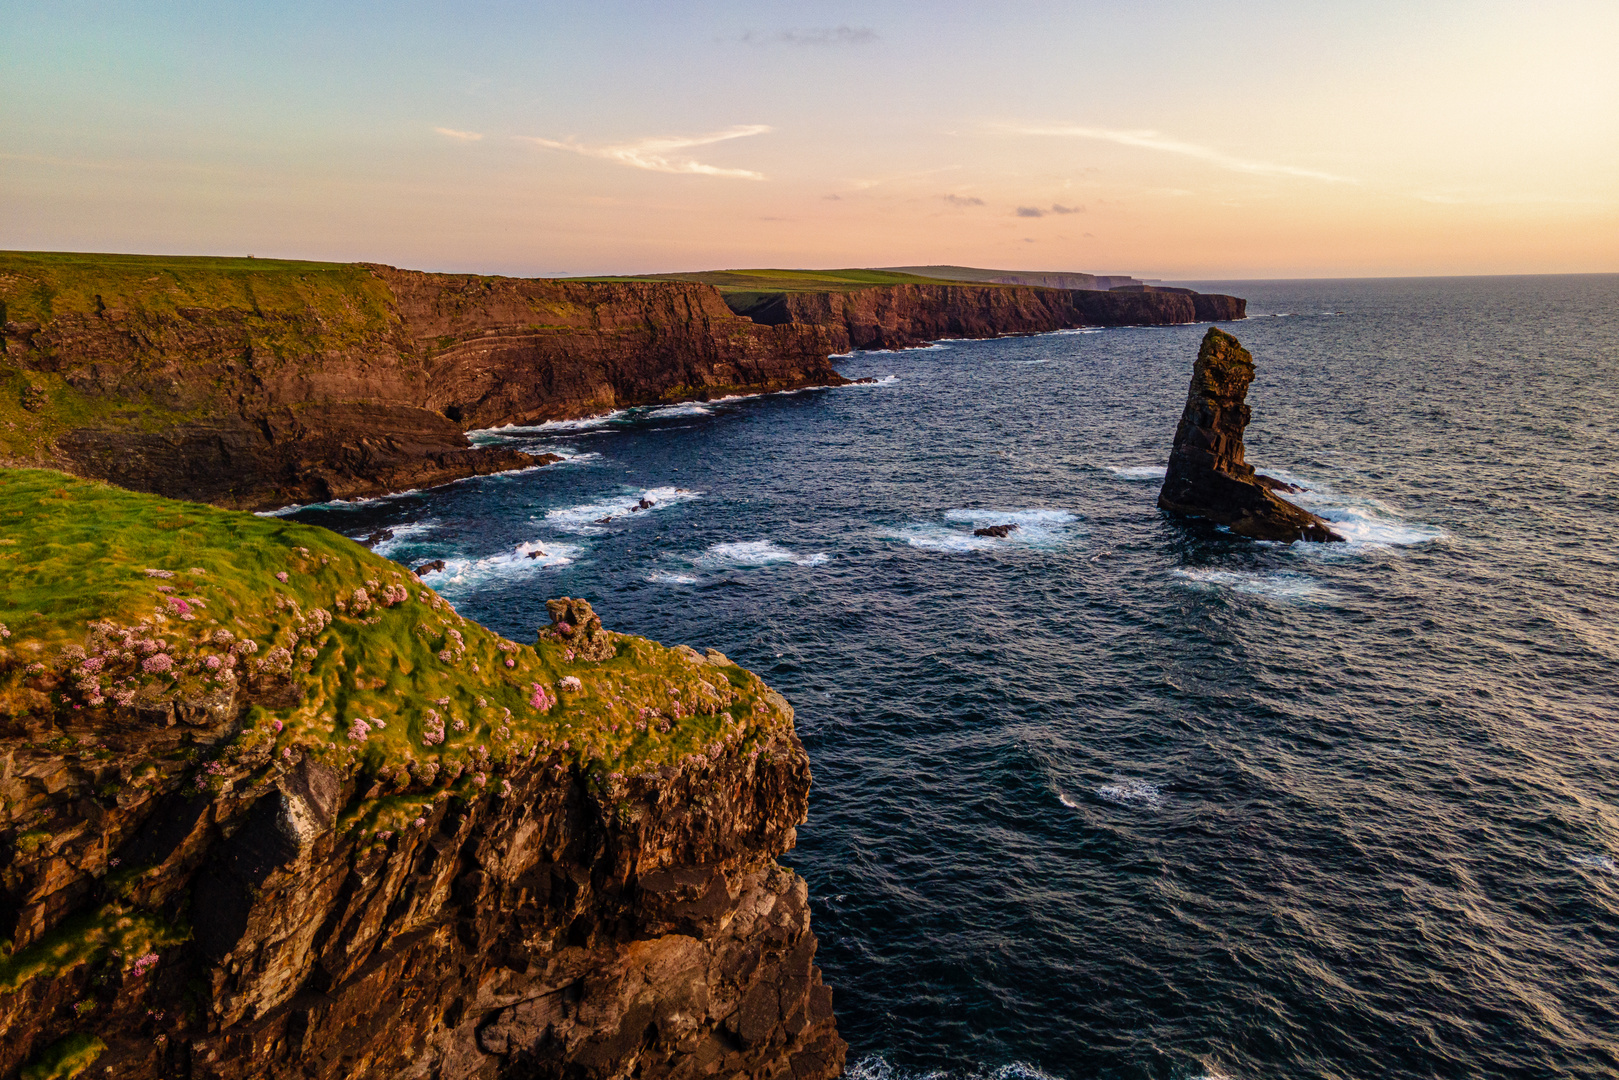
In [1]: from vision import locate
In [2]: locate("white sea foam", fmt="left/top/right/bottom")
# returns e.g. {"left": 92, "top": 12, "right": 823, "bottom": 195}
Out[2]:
{"left": 429, "top": 540, "right": 584, "bottom": 594}
{"left": 256, "top": 489, "right": 423, "bottom": 517}
{"left": 472, "top": 409, "right": 630, "bottom": 436}
{"left": 1096, "top": 779, "right": 1163, "bottom": 808}
{"left": 1260, "top": 472, "right": 1447, "bottom": 550}
{"left": 543, "top": 486, "right": 701, "bottom": 533}
{"left": 1058, "top": 792, "right": 1081, "bottom": 809}
{"left": 1172, "top": 568, "right": 1328, "bottom": 602}
{"left": 844, "top": 374, "right": 899, "bottom": 387}
{"left": 845, "top": 1056, "right": 1064, "bottom": 1080}
{"left": 895, "top": 508, "right": 1079, "bottom": 552}
{"left": 695, "top": 540, "right": 829, "bottom": 569}
{"left": 1568, "top": 852, "right": 1619, "bottom": 875}
{"left": 646, "top": 571, "right": 701, "bottom": 585}
{"left": 645, "top": 402, "right": 713, "bottom": 418}
{"left": 1105, "top": 465, "right": 1166, "bottom": 481}
{"left": 363, "top": 520, "right": 439, "bottom": 556}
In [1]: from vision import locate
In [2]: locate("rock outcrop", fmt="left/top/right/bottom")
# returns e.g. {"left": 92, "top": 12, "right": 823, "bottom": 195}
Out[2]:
{"left": 0, "top": 254, "right": 849, "bottom": 510}
{"left": 0, "top": 470, "right": 844, "bottom": 1080}
{"left": 1158, "top": 328, "right": 1344, "bottom": 542}
{"left": 729, "top": 282, "right": 1245, "bottom": 351}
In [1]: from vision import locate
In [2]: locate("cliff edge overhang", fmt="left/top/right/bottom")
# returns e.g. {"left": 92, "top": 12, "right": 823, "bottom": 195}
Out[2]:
{"left": 0, "top": 468, "right": 844, "bottom": 1080}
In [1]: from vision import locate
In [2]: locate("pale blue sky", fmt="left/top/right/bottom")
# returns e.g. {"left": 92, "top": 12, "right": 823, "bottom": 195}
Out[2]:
{"left": 4, "top": 1, "right": 1615, "bottom": 276}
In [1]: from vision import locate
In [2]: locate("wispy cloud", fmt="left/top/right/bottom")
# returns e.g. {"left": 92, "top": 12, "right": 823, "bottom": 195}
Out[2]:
{"left": 1016, "top": 203, "right": 1085, "bottom": 218}
{"left": 1003, "top": 124, "right": 1356, "bottom": 184}
{"left": 740, "top": 26, "right": 876, "bottom": 46}
{"left": 942, "top": 194, "right": 985, "bottom": 207}
{"left": 434, "top": 127, "right": 484, "bottom": 141}
{"left": 518, "top": 125, "right": 771, "bottom": 179}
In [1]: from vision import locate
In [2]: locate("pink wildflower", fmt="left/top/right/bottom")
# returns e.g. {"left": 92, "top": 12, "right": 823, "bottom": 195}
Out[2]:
{"left": 275, "top": 571, "right": 288, "bottom": 583}
{"left": 131, "top": 952, "right": 159, "bottom": 976}
{"left": 203, "top": 655, "right": 222, "bottom": 671}
{"left": 412, "top": 817, "right": 426, "bottom": 828}
{"left": 272, "top": 720, "right": 284, "bottom": 732}
{"left": 144, "top": 569, "right": 174, "bottom": 579}
{"left": 474, "top": 772, "right": 487, "bottom": 787}
{"left": 504, "top": 658, "right": 515, "bottom": 668}
{"left": 142, "top": 654, "right": 174, "bottom": 674}
{"left": 438, "top": 649, "right": 453, "bottom": 663}
{"left": 560, "top": 675, "right": 582, "bottom": 692}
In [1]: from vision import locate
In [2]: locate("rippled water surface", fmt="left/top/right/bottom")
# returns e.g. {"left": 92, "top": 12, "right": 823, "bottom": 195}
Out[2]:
{"left": 286, "top": 276, "right": 1619, "bottom": 1079}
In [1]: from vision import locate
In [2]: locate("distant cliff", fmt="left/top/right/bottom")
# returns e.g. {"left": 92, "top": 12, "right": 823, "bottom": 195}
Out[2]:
{"left": 0, "top": 254, "right": 848, "bottom": 510}
{"left": 728, "top": 282, "right": 1246, "bottom": 351}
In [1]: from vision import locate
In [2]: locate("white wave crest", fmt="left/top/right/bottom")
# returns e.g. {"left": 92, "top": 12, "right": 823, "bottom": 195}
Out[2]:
{"left": 1172, "top": 568, "right": 1327, "bottom": 602}
{"left": 1105, "top": 465, "right": 1166, "bottom": 481}
{"left": 845, "top": 1056, "right": 1065, "bottom": 1080}
{"left": 544, "top": 486, "right": 701, "bottom": 533}
{"left": 1058, "top": 792, "right": 1081, "bottom": 809}
{"left": 695, "top": 540, "right": 828, "bottom": 569}
{"left": 362, "top": 520, "right": 440, "bottom": 556}
{"left": 428, "top": 540, "right": 584, "bottom": 594}
{"left": 1248, "top": 471, "right": 1447, "bottom": 550}
{"left": 1097, "top": 779, "right": 1163, "bottom": 808}
{"left": 646, "top": 571, "right": 701, "bottom": 585}
{"left": 1569, "top": 852, "right": 1618, "bottom": 875}
{"left": 894, "top": 508, "right": 1080, "bottom": 552}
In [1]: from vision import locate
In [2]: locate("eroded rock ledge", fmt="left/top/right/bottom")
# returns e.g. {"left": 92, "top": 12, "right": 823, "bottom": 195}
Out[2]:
{"left": 0, "top": 472, "right": 843, "bottom": 1079}
{"left": 1158, "top": 328, "right": 1344, "bottom": 542}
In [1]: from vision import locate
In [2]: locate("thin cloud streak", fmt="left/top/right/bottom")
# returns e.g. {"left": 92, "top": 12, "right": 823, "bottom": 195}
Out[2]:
{"left": 1004, "top": 124, "right": 1357, "bottom": 184}
{"left": 518, "top": 125, "right": 771, "bottom": 179}
{"left": 434, "top": 127, "right": 484, "bottom": 141}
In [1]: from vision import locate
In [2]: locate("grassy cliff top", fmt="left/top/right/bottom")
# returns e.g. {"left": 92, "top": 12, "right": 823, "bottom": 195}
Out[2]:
{"left": 567, "top": 267, "right": 989, "bottom": 293}
{"left": 0, "top": 468, "right": 790, "bottom": 837}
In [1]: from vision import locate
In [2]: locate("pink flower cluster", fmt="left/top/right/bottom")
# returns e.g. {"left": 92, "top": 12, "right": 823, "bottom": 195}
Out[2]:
{"left": 347, "top": 717, "right": 372, "bottom": 743}
{"left": 380, "top": 583, "right": 409, "bottom": 606}
{"left": 422, "top": 708, "right": 445, "bottom": 746}
{"left": 144, "top": 569, "right": 174, "bottom": 579}
{"left": 131, "top": 952, "right": 160, "bottom": 976}
{"left": 559, "top": 675, "right": 582, "bottom": 693}
{"left": 142, "top": 654, "right": 174, "bottom": 674}
{"left": 529, "top": 683, "right": 556, "bottom": 712}
{"left": 203, "top": 655, "right": 222, "bottom": 671}
{"left": 274, "top": 571, "right": 289, "bottom": 584}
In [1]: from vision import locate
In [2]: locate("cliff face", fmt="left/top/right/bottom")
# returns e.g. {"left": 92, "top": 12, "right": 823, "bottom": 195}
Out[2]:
{"left": 730, "top": 283, "right": 1245, "bottom": 351}
{"left": 0, "top": 255, "right": 848, "bottom": 511}
{"left": 1158, "top": 328, "right": 1343, "bottom": 542}
{"left": 0, "top": 470, "right": 843, "bottom": 1079}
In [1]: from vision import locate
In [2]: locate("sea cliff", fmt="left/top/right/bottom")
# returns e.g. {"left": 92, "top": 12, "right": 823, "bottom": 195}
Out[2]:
{"left": 0, "top": 470, "right": 843, "bottom": 1079}
{"left": 0, "top": 254, "right": 848, "bottom": 511}
{"left": 726, "top": 283, "right": 1245, "bottom": 351}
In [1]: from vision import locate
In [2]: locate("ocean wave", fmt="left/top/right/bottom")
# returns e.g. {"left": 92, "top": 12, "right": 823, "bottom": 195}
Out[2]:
{"left": 1058, "top": 792, "right": 1081, "bottom": 809}
{"left": 894, "top": 508, "right": 1080, "bottom": 552}
{"left": 1097, "top": 779, "right": 1163, "bottom": 808}
{"left": 1172, "top": 567, "right": 1328, "bottom": 602}
{"left": 1568, "top": 852, "right": 1618, "bottom": 875}
{"left": 1255, "top": 471, "right": 1447, "bottom": 550}
{"left": 1104, "top": 464, "right": 1166, "bottom": 481}
{"left": 256, "top": 489, "right": 423, "bottom": 517}
{"left": 845, "top": 1056, "right": 1065, "bottom": 1080}
{"left": 844, "top": 374, "right": 899, "bottom": 387}
{"left": 695, "top": 540, "right": 829, "bottom": 569}
{"left": 544, "top": 486, "right": 701, "bottom": 533}
{"left": 427, "top": 540, "right": 584, "bottom": 594}
{"left": 645, "top": 571, "right": 701, "bottom": 585}
{"left": 361, "top": 520, "right": 440, "bottom": 556}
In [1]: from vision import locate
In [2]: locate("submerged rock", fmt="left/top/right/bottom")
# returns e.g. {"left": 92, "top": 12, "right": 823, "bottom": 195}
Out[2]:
{"left": 413, "top": 558, "right": 447, "bottom": 575}
{"left": 1157, "top": 328, "right": 1344, "bottom": 542}
{"left": 973, "top": 523, "right": 1018, "bottom": 538}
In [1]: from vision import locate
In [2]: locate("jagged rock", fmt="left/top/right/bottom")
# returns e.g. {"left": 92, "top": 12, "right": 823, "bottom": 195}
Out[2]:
{"left": 973, "top": 524, "right": 1018, "bottom": 538}
{"left": 414, "top": 559, "right": 447, "bottom": 575}
{"left": 362, "top": 528, "right": 394, "bottom": 547}
{"left": 1158, "top": 328, "right": 1345, "bottom": 542}
{"left": 542, "top": 596, "right": 619, "bottom": 662}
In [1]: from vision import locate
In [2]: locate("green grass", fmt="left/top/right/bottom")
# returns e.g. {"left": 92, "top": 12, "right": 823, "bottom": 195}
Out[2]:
{"left": 0, "top": 905, "right": 187, "bottom": 993}
{"left": 0, "top": 468, "right": 793, "bottom": 841}
{"left": 18, "top": 1033, "right": 106, "bottom": 1080}
{"left": 568, "top": 267, "right": 995, "bottom": 294}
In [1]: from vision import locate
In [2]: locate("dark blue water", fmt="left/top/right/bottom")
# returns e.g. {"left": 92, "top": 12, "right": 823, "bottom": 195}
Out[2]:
{"left": 285, "top": 276, "right": 1619, "bottom": 1080}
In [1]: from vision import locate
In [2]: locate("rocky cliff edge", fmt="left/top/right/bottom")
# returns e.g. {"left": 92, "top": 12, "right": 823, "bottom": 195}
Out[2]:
{"left": 0, "top": 469, "right": 843, "bottom": 1079}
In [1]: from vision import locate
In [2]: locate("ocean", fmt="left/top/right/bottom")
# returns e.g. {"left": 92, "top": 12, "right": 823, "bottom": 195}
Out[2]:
{"left": 282, "top": 275, "right": 1619, "bottom": 1079}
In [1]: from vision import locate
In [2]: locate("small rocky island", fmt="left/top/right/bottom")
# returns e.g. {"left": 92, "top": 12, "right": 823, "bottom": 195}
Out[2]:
{"left": 1158, "top": 328, "right": 1345, "bottom": 542}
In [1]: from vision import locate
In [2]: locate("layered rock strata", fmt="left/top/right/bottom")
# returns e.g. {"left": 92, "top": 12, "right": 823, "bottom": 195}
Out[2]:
{"left": 728, "top": 282, "right": 1245, "bottom": 351}
{"left": 0, "top": 255, "right": 849, "bottom": 510}
{"left": 0, "top": 472, "right": 844, "bottom": 1079}
{"left": 1158, "top": 328, "right": 1344, "bottom": 542}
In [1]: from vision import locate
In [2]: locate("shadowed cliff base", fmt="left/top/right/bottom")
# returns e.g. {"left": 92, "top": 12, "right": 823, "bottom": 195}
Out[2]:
{"left": 1158, "top": 327, "right": 1344, "bottom": 542}
{"left": 0, "top": 469, "right": 843, "bottom": 1080}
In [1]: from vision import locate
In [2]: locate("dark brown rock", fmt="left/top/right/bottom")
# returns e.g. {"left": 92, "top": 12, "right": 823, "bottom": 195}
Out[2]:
{"left": 1158, "top": 328, "right": 1344, "bottom": 542}
{"left": 973, "top": 524, "right": 1018, "bottom": 538}
{"left": 414, "top": 559, "right": 447, "bottom": 575}
{"left": 541, "top": 597, "right": 618, "bottom": 662}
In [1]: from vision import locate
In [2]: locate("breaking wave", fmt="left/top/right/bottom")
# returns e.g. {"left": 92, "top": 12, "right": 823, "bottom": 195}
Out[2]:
{"left": 544, "top": 486, "right": 701, "bottom": 532}
{"left": 695, "top": 540, "right": 829, "bottom": 569}
{"left": 1096, "top": 779, "right": 1163, "bottom": 809}
{"left": 1171, "top": 567, "right": 1328, "bottom": 602}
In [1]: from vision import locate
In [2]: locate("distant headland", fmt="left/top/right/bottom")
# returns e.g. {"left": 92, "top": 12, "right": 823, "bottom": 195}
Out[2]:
{"left": 0, "top": 252, "right": 1244, "bottom": 510}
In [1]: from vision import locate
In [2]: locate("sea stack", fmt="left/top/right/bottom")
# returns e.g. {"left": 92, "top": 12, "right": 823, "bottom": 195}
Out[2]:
{"left": 1158, "top": 328, "right": 1345, "bottom": 542}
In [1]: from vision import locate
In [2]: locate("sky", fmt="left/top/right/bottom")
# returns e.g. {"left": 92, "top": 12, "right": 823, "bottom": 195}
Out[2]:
{"left": 3, "top": 0, "right": 1616, "bottom": 279}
